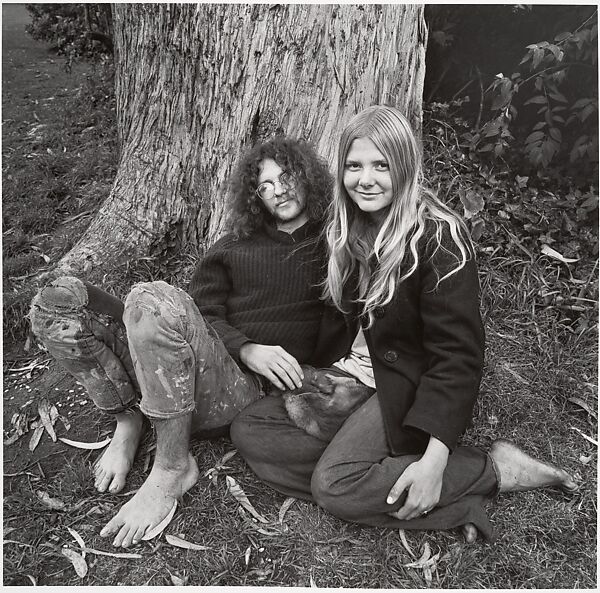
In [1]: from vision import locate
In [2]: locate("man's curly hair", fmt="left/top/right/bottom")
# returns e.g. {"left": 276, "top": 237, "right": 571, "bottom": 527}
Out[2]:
{"left": 226, "top": 137, "right": 333, "bottom": 238}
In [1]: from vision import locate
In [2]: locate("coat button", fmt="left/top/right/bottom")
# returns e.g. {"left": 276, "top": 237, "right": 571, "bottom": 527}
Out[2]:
{"left": 374, "top": 307, "right": 385, "bottom": 318}
{"left": 384, "top": 350, "right": 398, "bottom": 363}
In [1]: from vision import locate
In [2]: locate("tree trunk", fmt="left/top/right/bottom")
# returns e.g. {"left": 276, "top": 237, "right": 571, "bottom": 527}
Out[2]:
{"left": 55, "top": 3, "right": 427, "bottom": 278}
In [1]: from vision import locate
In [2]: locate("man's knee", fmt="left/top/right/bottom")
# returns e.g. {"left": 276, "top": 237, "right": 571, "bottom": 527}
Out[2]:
{"left": 30, "top": 275, "right": 87, "bottom": 323}
{"left": 29, "top": 276, "right": 88, "bottom": 344}
{"left": 123, "top": 281, "right": 182, "bottom": 345}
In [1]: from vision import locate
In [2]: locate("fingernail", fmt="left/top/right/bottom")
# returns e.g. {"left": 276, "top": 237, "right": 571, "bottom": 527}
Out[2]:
{"left": 386, "top": 497, "right": 393, "bottom": 504}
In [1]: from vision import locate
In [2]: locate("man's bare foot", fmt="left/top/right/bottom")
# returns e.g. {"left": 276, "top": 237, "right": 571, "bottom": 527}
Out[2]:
{"left": 490, "top": 439, "right": 579, "bottom": 493}
{"left": 99, "top": 452, "right": 199, "bottom": 547}
{"left": 94, "top": 409, "right": 145, "bottom": 494}
{"left": 462, "top": 522, "right": 478, "bottom": 544}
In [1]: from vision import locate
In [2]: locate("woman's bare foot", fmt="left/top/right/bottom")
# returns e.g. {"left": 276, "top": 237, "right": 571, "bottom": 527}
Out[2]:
{"left": 462, "top": 522, "right": 478, "bottom": 544}
{"left": 94, "top": 409, "right": 145, "bottom": 493}
{"left": 99, "top": 452, "right": 199, "bottom": 547}
{"left": 490, "top": 439, "right": 579, "bottom": 493}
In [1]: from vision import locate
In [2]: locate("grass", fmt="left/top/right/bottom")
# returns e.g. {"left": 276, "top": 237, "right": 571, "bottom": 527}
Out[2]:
{"left": 2, "top": 3, "right": 117, "bottom": 347}
{"left": 2, "top": 6, "right": 598, "bottom": 588}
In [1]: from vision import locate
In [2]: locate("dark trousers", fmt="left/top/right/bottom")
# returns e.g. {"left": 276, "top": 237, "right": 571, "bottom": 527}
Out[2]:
{"left": 231, "top": 394, "right": 499, "bottom": 540}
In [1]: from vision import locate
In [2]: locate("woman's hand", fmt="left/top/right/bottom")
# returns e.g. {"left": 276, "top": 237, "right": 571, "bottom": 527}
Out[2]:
{"left": 387, "top": 436, "right": 449, "bottom": 520}
{"left": 239, "top": 343, "right": 304, "bottom": 391}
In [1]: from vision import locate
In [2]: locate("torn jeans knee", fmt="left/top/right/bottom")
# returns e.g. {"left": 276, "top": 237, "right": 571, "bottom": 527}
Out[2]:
{"left": 29, "top": 276, "right": 138, "bottom": 414}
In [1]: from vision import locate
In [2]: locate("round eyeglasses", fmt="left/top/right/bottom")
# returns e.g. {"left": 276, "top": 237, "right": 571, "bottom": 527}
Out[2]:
{"left": 255, "top": 171, "right": 294, "bottom": 201}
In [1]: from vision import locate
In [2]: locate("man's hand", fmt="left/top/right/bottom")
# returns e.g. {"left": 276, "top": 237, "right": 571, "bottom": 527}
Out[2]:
{"left": 387, "top": 436, "right": 449, "bottom": 521}
{"left": 239, "top": 343, "right": 304, "bottom": 391}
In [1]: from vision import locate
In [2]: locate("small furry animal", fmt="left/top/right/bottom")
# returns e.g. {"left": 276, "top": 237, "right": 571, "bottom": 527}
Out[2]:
{"left": 275, "top": 365, "right": 374, "bottom": 441}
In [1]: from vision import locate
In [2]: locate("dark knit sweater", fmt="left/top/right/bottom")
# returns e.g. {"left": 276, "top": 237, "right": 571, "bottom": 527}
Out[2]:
{"left": 188, "top": 222, "right": 325, "bottom": 365}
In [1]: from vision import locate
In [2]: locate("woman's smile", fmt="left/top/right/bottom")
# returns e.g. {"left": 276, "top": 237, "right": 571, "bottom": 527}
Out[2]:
{"left": 343, "top": 137, "right": 394, "bottom": 217}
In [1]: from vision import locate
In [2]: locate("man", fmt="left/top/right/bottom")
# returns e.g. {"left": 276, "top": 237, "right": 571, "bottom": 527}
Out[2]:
{"left": 29, "top": 137, "right": 334, "bottom": 548}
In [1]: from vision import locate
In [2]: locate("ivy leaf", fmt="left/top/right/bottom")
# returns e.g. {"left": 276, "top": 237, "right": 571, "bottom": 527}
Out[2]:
{"left": 459, "top": 190, "right": 484, "bottom": 220}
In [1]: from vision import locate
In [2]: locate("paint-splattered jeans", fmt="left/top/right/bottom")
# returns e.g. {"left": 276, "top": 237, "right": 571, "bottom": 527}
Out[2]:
{"left": 29, "top": 277, "right": 263, "bottom": 432}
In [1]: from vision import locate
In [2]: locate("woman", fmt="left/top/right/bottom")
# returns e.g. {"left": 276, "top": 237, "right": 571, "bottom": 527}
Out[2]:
{"left": 232, "top": 106, "right": 577, "bottom": 542}
{"left": 315, "top": 104, "right": 578, "bottom": 540}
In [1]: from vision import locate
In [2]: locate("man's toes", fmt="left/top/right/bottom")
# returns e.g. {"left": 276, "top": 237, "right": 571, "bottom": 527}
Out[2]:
{"left": 130, "top": 525, "right": 147, "bottom": 546}
{"left": 100, "top": 515, "right": 123, "bottom": 538}
{"left": 112, "top": 523, "right": 133, "bottom": 548}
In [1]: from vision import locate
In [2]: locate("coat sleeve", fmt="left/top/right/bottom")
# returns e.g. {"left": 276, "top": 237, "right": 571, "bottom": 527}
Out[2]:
{"left": 402, "top": 224, "right": 485, "bottom": 451}
{"left": 187, "top": 237, "right": 251, "bottom": 362}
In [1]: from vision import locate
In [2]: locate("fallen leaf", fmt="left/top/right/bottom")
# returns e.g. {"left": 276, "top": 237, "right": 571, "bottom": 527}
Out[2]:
{"left": 226, "top": 476, "right": 269, "bottom": 523}
{"left": 568, "top": 397, "right": 597, "bottom": 419}
{"left": 570, "top": 426, "right": 598, "bottom": 446}
{"left": 83, "top": 547, "right": 142, "bottom": 559}
{"left": 62, "top": 546, "right": 88, "bottom": 578}
{"left": 3, "top": 539, "right": 34, "bottom": 548}
{"left": 501, "top": 362, "right": 528, "bottom": 385}
{"left": 278, "top": 497, "right": 296, "bottom": 524}
{"left": 237, "top": 508, "right": 281, "bottom": 536}
{"left": 36, "top": 490, "right": 67, "bottom": 510}
{"left": 244, "top": 545, "right": 251, "bottom": 566}
{"left": 580, "top": 454, "right": 594, "bottom": 465}
{"left": 49, "top": 404, "right": 60, "bottom": 423}
{"left": 25, "top": 575, "right": 37, "bottom": 586}
{"left": 165, "top": 534, "right": 210, "bottom": 551}
{"left": 7, "top": 358, "right": 48, "bottom": 374}
{"left": 398, "top": 529, "right": 416, "bottom": 559}
{"left": 541, "top": 244, "right": 579, "bottom": 264}
{"left": 170, "top": 573, "right": 188, "bottom": 586}
{"left": 141, "top": 500, "right": 177, "bottom": 541}
{"left": 67, "top": 527, "right": 86, "bottom": 557}
{"left": 29, "top": 425, "right": 45, "bottom": 451}
{"left": 4, "top": 412, "right": 30, "bottom": 445}
{"left": 220, "top": 449, "right": 237, "bottom": 464}
{"left": 58, "top": 415, "right": 71, "bottom": 431}
{"left": 59, "top": 436, "right": 111, "bottom": 450}
{"left": 310, "top": 573, "right": 317, "bottom": 587}
{"left": 404, "top": 542, "right": 441, "bottom": 570}
{"left": 423, "top": 563, "right": 433, "bottom": 585}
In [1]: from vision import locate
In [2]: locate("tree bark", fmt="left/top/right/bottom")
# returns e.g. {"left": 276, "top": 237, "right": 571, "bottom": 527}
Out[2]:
{"left": 54, "top": 3, "right": 427, "bottom": 278}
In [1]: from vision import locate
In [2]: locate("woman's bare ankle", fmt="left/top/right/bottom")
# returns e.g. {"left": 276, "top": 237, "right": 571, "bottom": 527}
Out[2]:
{"left": 490, "top": 438, "right": 576, "bottom": 493}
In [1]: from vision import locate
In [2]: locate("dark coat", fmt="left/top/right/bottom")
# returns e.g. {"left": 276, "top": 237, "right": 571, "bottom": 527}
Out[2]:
{"left": 313, "top": 222, "right": 485, "bottom": 456}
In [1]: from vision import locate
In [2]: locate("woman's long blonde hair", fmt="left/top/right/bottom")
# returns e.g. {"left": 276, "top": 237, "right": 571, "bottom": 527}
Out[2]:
{"left": 324, "top": 105, "right": 472, "bottom": 326}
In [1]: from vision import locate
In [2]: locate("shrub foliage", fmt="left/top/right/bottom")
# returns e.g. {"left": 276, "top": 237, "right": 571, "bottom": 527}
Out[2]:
{"left": 25, "top": 3, "right": 112, "bottom": 66}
